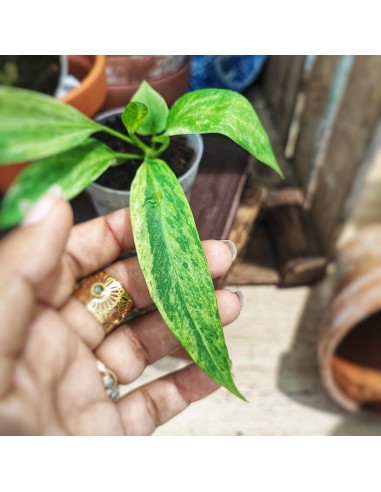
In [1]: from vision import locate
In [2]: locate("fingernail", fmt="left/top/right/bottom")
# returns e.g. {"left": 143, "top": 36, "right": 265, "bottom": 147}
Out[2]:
{"left": 220, "top": 239, "right": 237, "bottom": 261}
{"left": 22, "top": 185, "right": 63, "bottom": 226}
{"left": 226, "top": 287, "right": 246, "bottom": 309}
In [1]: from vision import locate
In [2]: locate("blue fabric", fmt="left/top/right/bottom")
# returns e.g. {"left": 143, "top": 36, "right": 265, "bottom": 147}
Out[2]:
{"left": 189, "top": 55, "right": 268, "bottom": 92}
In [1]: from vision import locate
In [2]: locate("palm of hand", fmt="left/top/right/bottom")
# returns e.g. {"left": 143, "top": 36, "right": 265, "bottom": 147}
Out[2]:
{"left": 0, "top": 193, "right": 239, "bottom": 435}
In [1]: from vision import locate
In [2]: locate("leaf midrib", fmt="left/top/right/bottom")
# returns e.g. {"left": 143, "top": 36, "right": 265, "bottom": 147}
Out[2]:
{"left": 145, "top": 162, "right": 226, "bottom": 376}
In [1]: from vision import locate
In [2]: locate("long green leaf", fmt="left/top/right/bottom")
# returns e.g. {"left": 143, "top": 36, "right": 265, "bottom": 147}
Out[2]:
{"left": 165, "top": 88, "right": 283, "bottom": 177}
{"left": 130, "top": 158, "right": 245, "bottom": 400}
{"left": 131, "top": 81, "right": 169, "bottom": 136}
{"left": 0, "top": 139, "right": 117, "bottom": 228}
{"left": 0, "top": 86, "right": 102, "bottom": 163}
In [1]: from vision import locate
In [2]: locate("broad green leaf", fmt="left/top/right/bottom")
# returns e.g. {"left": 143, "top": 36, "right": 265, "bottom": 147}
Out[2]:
{"left": 165, "top": 88, "right": 283, "bottom": 177}
{"left": 130, "top": 158, "right": 245, "bottom": 400}
{"left": 0, "top": 139, "right": 117, "bottom": 228}
{"left": 131, "top": 81, "right": 169, "bottom": 136}
{"left": 0, "top": 86, "right": 102, "bottom": 163}
{"left": 122, "top": 102, "right": 148, "bottom": 135}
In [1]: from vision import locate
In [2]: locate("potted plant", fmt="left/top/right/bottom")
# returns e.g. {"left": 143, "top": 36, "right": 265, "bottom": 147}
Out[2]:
{"left": 86, "top": 94, "right": 203, "bottom": 215}
{"left": 0, "top": 81, "right": 282, "bottom": 400}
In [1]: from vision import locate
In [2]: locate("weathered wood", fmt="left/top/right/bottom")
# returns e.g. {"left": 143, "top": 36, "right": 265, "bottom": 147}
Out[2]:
{"left": 189, "top": 134, "right": 249, "bottom": 241}
{"left": 264, "top": 188, "right": 327, "bottom": 287}
{"left": 224, "top": 172, "right": 269, "bottom": 285}
{"left": 231, "top": 82, "right": 327, "bottom": 287}
{"left": 227, "top": 176, "right": 268, "bottom": 256}
{"left": 309, "top": 56, "right": 381, "bottom": 255}
{"left": 292, "top": 56, "right": 340, "bottom": 190}
{"left": 244, "top": 85, "right": 296, "bottom": 189}
{"left": 226, "top": 219, "right": 280, "bottom": 285}
{"left": 262, "top": 55, "right": 305, "bottom": 145}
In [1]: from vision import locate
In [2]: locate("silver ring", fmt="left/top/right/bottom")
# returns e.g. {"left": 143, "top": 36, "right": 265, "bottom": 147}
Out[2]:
{"left": 96, "top": 359, "right": 120, "bottom": 402}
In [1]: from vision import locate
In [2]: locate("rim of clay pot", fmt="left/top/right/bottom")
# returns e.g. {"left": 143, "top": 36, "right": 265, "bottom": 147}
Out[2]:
{"left": 101, "top": 59, "right": 191, "bottom": 111}
{"left": 61, "top": 55, "right": 107, "bottom": 116}
{"left": 89, "top": 106, "right": 204, "bottom": 196}
{"left": 318, "top": 237, "right": 381, "bottom": 413}
{"left": 107, "top": 56, "right": 190, "bottom": 90}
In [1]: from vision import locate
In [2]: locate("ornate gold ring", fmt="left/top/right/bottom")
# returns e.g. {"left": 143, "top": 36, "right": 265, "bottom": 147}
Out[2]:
{"left": 74, "top": 270, "right": 133, "bottom": 334}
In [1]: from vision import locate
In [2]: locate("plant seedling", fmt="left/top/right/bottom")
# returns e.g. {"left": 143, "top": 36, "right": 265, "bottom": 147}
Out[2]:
{"left": 0, "top": 81, "right": 282, "bottom": 399}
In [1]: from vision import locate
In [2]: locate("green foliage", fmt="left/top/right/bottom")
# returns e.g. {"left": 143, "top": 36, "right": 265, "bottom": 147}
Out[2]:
{"left": 130, "top": 80, "right": 169, "bottom": 136}
{"left": 0, "top": 86, "right": 101, "bottom": 163}
{"left": 0, "top": 81, "right": 283, "bottom": 400}
{"left": 122, "top": 102, "right": 148, "bottom": 135}
{"left": 0, "top": 140, "right": 117, "bottom": 228}
{"left": 130, "top": 158, "right": 245, "bottom": 399}
{"left": 166, "top": 89, "right": 283, "bottom": 177}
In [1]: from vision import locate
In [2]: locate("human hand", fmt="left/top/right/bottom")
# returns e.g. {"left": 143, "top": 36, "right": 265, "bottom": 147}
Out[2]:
{"left": 0, "top": 187, "right": 241, "bottom": 435}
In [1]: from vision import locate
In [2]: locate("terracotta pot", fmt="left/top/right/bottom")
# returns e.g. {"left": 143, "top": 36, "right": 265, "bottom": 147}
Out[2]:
{"left": 86, "top": 107, "right": 203, "bottom": 215}
{"left": 318, "top": 225, "right": 381, "bottom": 412}
{"left": 101, "top": 55, "right": 190, "bottom": 111}
{"left": 61, "top": 55, "right": 107, "bottom": 117}
{"left": 0, "top": 55, "right": 107, "bottom": 193}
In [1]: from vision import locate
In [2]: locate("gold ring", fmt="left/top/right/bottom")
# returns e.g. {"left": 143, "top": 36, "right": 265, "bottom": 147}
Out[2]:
{"left": 74, "top": 270, "right": 133, "bottom": 334}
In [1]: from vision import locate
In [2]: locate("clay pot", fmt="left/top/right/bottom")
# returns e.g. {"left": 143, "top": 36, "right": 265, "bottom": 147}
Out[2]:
{"left": 86, "top": 107, "right": 203, "bottom": 215}
{"left": 0, "top": 55, "right": 107, "bottom": 193}
{"left": 101, "top": 55, "right": 190, "bottom": 111}
{"left": 61, "top": 55, "right": 107, "bottom": 117}
{"left": 318, "top": 225, "right": 381, "bottom": 412}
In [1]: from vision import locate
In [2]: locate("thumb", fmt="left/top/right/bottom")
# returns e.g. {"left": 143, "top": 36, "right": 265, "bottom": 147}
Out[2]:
{"left": 0, "top": 186, "right": 73, "bottom": 286}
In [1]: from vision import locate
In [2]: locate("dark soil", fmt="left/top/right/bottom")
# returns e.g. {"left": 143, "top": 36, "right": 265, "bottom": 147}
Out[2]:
{"left": 0, "top": 55, "right": 62, "bottom": 95}
{"left": 94, "top": 113, "right": 195, "bottom": 191}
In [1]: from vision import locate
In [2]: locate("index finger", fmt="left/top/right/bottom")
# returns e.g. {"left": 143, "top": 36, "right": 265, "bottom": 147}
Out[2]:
{"left": 66, "top": 207, "right": 134, "bottom": 278}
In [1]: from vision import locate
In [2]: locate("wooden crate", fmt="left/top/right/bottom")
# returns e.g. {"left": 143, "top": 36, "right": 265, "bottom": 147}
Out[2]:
{"left": 227, "top": 55, "right": 381, "bottom": 287}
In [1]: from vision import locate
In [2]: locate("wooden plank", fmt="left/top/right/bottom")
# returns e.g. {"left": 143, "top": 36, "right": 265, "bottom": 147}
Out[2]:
{"left": 227, "top": 173, "right": 268, "bottom": 257}
{"left": 263, "top": 188, "right": 326, "bottom": 286}
{"left": 244, "top": 86, "right": 297, "bottom": 189}
{"left": 292, "top": 56, "right": 340, "bottom": 190}
{"left": 189, "top": 134, "right": 249, "bottom": 241}
{"left": 262, "top": 55, "right": 305, "bottom": 145}
{"left": 226, "top": 218, "right": 280, "bottom": 286}
{"left": 224, "top": 172, "right": 270, "bottom": 285}
{"left": 310, "top": 56, "right": 381, "bottom": 255}
{"left": 234, "top": 84, "right": 327, "bottom": 287}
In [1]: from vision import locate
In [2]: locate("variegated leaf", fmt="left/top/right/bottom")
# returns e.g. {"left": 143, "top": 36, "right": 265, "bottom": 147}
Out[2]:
{"left": 166, "top": 88, "right": 283, "bottom": 177}
{"left": 130, "top": 158, "right": 245, "bottom": 399}
{"left": 0, "top": 86, "right": 101, "bottom": 163}
{"left": 0, "top": 139, "right": 117, "bottom": 228}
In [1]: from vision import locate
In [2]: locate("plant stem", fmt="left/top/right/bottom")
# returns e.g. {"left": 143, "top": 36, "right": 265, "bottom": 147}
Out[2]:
{"left": 156, "top": 138, "right": 170, "bottom": 155}
{"left": 114, "top": 152, "right": 143, "bottom": 160}
{"left": 130, "top": 133, "right": 156, "bottom": 157}
{"left": 100, "top": 125, "right": 135, "bottom": 145}
{"left": 100, "top": 124, "right": 156, "bottom": 157}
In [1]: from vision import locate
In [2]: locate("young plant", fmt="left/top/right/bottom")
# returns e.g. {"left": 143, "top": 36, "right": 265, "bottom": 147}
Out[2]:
{"left": 0, "top": 82, "right": 282, "bottom": 400}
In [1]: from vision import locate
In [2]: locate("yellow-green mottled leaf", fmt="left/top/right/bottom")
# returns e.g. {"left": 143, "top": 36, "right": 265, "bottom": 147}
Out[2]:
{"left": 130, "top": 158, "right": 245, "bottom": 400}
{"left": 122, "top": 102, "right": 148, "bottom": 135}
{"left": 166, "top": 88, "right": 283, "bottom": 177}
{"left": 0, "top": 139, "right": 117, "bottom": 228}
{"left": 0, "top": 86, "right": 101, "bottom": 163}
{"left": 131, "top": 81, "right": 169, "bottom": 136}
